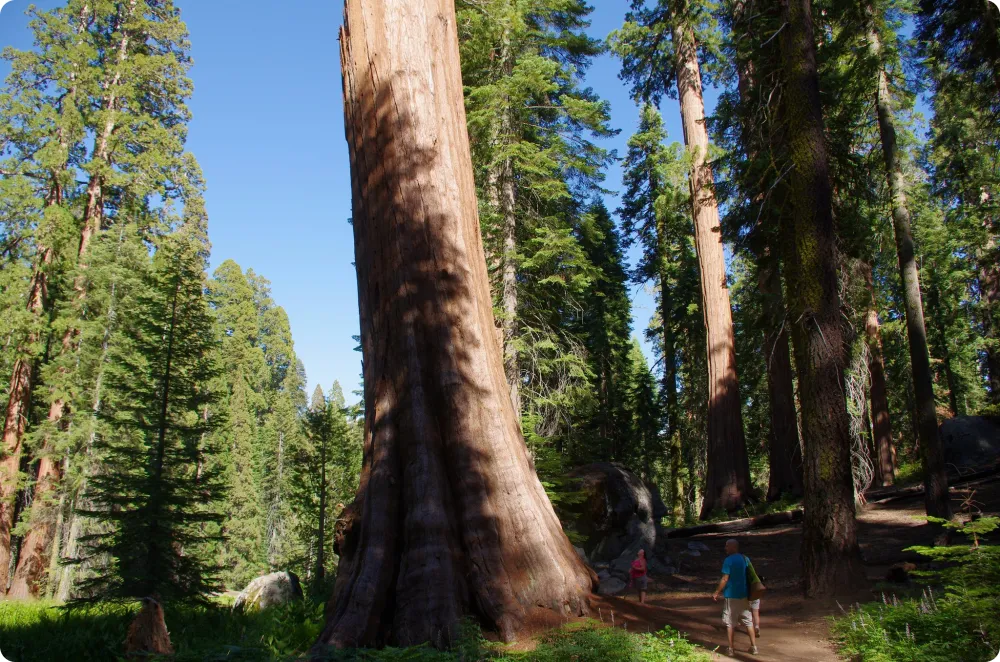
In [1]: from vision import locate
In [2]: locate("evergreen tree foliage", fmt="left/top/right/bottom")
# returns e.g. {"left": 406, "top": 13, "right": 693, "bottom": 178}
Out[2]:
{"left": 458, "top": 0, "right": 617, "bottom": 454}
{"left": 76, "top": 202, "right": 225, "bottom": 603}
{"left": 919, "top": 0, "right": 1000, "bottom": 405}
{"left": 573, "top": 201, "right": 637, "bottom": 465}
{"left": 0, "top": 0, "right": 209, "bottom": 593}
{"left": 617, "top": 103, "right": 702, "bottom": 514}
{"left": 291, "top": 382, "right": 360, "bottom": 593}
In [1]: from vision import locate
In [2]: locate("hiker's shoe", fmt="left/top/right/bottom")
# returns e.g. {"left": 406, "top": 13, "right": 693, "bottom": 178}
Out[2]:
{"left": 725, "top": 647, "right": 734, "bottom": 657}
{"left": 749, "top": 645, "right": 759, "bottom": 655}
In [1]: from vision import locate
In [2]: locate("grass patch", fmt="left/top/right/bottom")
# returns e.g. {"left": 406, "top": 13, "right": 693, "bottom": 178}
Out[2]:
{"left": 891, "top": 460, "right": 925, "bottom": 488}
{"left": 832, "top": 517, "right": 1000, "bottom": 661}
{"left": 0, "top": 601, "right": 710, "bottom": 661}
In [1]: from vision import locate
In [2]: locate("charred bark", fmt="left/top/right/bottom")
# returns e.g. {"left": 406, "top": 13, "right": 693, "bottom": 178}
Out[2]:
{"left": 760, "top": 266, "right": 804, "bottom": 500}
{"left": 776, "top": 0, "right": 865, "bottom": 595}
{"left": 317, "top": 0, "right": 594, "bottom": 650}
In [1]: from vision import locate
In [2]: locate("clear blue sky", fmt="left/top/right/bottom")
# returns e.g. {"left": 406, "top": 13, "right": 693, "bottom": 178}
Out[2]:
{"left": 0, "top": 1, "right": 713, "bottom": 401}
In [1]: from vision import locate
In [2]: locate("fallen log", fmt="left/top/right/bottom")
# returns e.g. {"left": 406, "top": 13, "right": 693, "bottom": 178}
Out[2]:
{"left": 665, "top": 509, "right": 803, "bottom": 539}
{"left": 864, "top": 463, "right": 1000, "bottom": 506}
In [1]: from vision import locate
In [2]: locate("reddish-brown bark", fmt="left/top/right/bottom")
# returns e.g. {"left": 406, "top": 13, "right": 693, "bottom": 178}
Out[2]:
{"left": 6, "top": 440, "right": 61, "bottom": 599}
{"left": 670, "top": 19, "right": 752, "bottom": 517}
{"left": 863, "top": 267, "right": 895, "bottom": 487}
{"left": 316, "top": 0, "right": 594, "bottom": 650}
{"left": 8, "top": 3, "right": 137, "bottom": 596}
{"left": 0, "top": 244, "right": 53, "bottom": 590}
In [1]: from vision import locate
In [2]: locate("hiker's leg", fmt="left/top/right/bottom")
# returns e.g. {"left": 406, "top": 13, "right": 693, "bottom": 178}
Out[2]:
{"left": 727, "top": 626, "right": 735, "bottom": 649}
{"left": 746, "top": 624, "right": 756, "bottom": 647}
{"left": 640, "top": 590, "right": 646, "bottom": 604}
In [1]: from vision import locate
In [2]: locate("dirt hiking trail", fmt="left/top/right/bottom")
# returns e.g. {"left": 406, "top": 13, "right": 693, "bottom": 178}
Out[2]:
{"left": 587, "top": 474, "right": 1000, "bottom": 660}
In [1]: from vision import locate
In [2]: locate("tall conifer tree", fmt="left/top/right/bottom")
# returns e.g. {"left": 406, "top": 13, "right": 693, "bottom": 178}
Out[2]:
{"left": 76, "top": 199, "right": 224, "bottom": 603}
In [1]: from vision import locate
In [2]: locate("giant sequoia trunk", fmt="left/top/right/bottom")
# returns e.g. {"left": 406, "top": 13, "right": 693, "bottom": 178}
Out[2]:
{"left": 6, "top": 451, "right": 60, "bottom": 598}
{"left": 760, "top": 266, "right": 804, "bottom": 500}
{"left": 0, "top": 245, "right": 53, "bottom": 590}
{"left": 777, "top": 0, "right": 865, "bottom": 596}
{"left": 870, "top": 28, "right": 950, "bottom": 518}
{"left": 316, "top": 0, "right": 594, "bottom": 649}
{"left": 863, "top": 266, "right": 895, "bottom": 487}
{"left": 670, "top": 18, "right": 752, "bottom": 517}
{"left": 8, "top": 3, "right": 136, "bottom": 596}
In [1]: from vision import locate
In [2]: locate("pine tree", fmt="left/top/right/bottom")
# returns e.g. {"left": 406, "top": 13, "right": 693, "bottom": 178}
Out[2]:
{"left": 459, "top": 0, "right": 614, "bottom": 424}
{"left": 290, "top": 383, "right": 358, "bottom": 591}
{"left": 574, "top": 201, "right": 636, "bottom": 464}
{"left": 1, "top": 0, "right": 201, "bottom": 592}
{"left": 613, "top": 0, "right": 753, "bottom": 516}
{"left": 919, "top": 0, "right": 1000, "bottom": 405}
{"left": 8, "top": 219, "right": 151, "bottom": 598}
{"left": 851, "top": 0, "right": 950, "bottom": 517}
{"left": 75, "top": 202, "right": 224, "bottom": 603}
{"left": 618, "top": 103, "right": 702, "bottom": 515}
{"left": 209, "top": 260, "right": 269, "bottom": 588}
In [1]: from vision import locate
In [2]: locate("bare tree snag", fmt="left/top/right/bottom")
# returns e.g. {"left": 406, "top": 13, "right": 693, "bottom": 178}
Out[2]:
{"left": 315, "top": 0, "right": 595, "bottom": 650}
{"left": 867, "top": 20, "right": 950, "bottom": 518}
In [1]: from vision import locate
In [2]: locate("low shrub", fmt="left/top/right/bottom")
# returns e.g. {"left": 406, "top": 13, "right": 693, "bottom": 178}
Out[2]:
{"left": 832, "top": 516, "right": 1000, "bottom": 661}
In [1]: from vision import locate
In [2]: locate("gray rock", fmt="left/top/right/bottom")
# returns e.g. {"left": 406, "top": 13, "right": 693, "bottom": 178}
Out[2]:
{"left": 687, "top": 541, "right": 711, "bottom": 552}
{"left": 940, "top": 416, "right": 1000, "bottom": 469}
{"left": 610, "top": 553, "right": 633, "bottom": 578}
{"left": 597, "top": 577, "right": 626, "bottom": 595}
{"left": 648, "top": 557, "right": 675, "bottom": 576}
{"left": 565, "top": 463, "right": 669, "bottom": 568}
{"left": 597, "top": 570, "right": 611, "bottom": 581}
{"left": 681, "top": 549, "right": 701, "bottom": 557}
{"left": 233, "top": 571, "right": 303, "bottom": 613}
{"left": 574, "top": 546, "right": 588, "bottom": 562}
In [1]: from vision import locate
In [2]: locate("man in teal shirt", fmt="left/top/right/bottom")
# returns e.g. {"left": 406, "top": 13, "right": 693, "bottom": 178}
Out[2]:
{"left": 712, "top": 538, "right": 758, "bottom": 656}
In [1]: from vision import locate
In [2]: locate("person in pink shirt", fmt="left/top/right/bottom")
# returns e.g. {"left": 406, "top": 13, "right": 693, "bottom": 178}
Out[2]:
{"left": 629, "top": 549, "right": 648, "bottom": 604}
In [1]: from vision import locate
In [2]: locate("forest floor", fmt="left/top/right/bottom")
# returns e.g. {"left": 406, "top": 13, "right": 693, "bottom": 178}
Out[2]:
{"left": 588, "top": 473, "right": 1000, "bottom": 661}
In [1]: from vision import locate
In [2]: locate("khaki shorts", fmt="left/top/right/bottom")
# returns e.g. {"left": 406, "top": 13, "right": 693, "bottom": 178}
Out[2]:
{"left": 723, "top": 598, "right": 753, "bottom": 629}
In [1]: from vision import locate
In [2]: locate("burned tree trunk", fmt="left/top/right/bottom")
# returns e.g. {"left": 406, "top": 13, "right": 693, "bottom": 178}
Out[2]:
{"left": 760, "top": 266, "right": 804, "bottom": 500}
{"left": 776, "top": 0, "right": 865, "bottom": 595}
{"left": 316, "top": 0, "right": 594, "bottom": 650}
